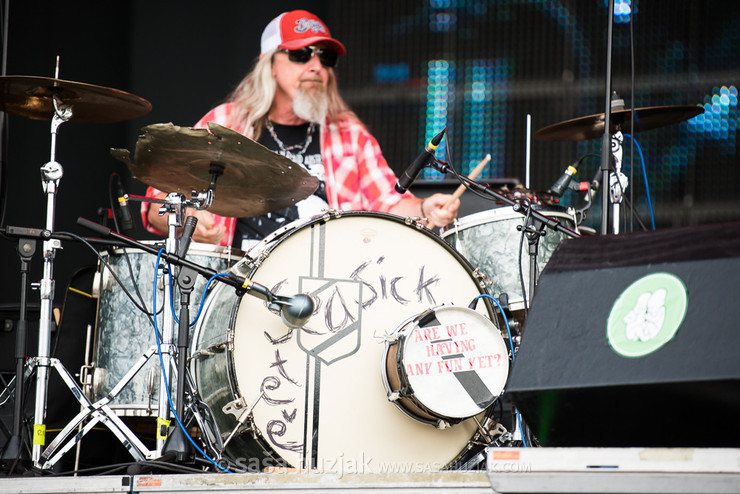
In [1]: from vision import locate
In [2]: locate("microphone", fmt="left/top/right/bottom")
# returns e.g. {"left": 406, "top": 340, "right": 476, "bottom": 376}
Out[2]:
{"left": 395, "top": 128, "right": 446, "bottom": 193}
{"left": 584, "top": 166, "right": 603, "bottom": 202}
{"left": 547, "top": 161, "right": 579, "bottom": 197}
{"left": 177, "top": 216, "right": 198, "bottom": 258}
{"left": 224, "top": 273, "right": 315, "bottom": 329}
{"left": 114, "top": 178, "right": 135, "bottom": 231}
{"left": 277, "top": 294, "right": 315, "bottom": 329}
{"left": 78, "top": 216, "right": 112, "bottom": 237}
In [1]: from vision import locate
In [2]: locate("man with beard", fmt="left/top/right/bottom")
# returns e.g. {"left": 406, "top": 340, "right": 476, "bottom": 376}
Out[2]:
{"left": 142, "top": 10, "right": 460, "bottom": 250}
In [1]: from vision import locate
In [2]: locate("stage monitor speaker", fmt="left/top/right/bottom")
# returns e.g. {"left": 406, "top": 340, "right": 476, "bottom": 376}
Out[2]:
{"left": 507, "top": 221, "right": 740, "bottom": 448}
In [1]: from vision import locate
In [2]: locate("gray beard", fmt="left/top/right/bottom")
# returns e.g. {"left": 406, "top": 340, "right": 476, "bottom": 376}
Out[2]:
{"left": 292, "top": 85, "right": 328, "bottom": 124}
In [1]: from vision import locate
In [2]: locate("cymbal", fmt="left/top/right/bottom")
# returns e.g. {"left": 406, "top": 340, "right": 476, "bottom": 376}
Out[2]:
{"left": 112, "top": 122, "right": 320, "bottom": 218}
{"left": 534, "top": 105, "right": 703, "bottom": 141}
{"left": 0, "top": 75, "right": 152, "bottom": 123}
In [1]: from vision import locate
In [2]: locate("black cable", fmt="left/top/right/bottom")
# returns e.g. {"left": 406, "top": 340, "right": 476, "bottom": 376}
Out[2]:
{"left": 108, "top": 173, "right": 154, "bottom": 324}
{"left": 57, "top": 231, "right": 157, "bottom": 319}
{"left": 46, "top": 457, "right": 211, "bottom": 477}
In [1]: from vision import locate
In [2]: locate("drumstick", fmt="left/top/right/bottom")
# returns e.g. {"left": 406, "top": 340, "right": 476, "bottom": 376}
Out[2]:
{"left": 444, "top": 153, "right": 491, "bottom": 209}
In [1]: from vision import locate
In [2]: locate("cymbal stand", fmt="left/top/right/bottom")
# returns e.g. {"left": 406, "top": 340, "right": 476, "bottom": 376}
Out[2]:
{"left": 151, "top": 195, "right": 184, "bottom": 454}
{"left": 608, "top": 131, "right": 629, "bottom": 234}
{"left": 0, "top": 228, "right": 159, "bottom": 470}
{"left": 75, "top": 214, "right": 312, "bottom": 468}
{"left": 598, "top": 0, "right": 615, "bottom": 234}
{"left": 29, "top": 93, "right": 70, "bottom": 465}
{"left": 152, "top": 187, "right": 213, "bottom": 461}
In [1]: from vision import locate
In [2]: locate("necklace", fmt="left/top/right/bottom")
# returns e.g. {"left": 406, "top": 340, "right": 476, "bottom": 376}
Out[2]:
{"left": 265, "top": 120, "right": 316, "bottom": 156}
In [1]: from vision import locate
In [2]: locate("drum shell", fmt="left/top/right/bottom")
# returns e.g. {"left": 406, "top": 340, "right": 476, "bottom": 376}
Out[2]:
{"left": 191, "top": 212, "right": 500, "bottom": 472}
{"left": 440, "top": 206, "right": 576, "bottom": 311}
{"left": 381, "top": 306, "right": 510, "bottom": 427}
{"left": 92, "top": 242, "right": 241, "bottom": 416}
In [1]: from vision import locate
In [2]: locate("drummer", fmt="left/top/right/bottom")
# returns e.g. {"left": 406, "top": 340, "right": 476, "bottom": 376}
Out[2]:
{"left": 142, "top": 9, "right": 459, "bottom": 251}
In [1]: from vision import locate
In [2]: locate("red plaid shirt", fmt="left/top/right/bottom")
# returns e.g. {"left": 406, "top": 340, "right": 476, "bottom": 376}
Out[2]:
{"left": 142, "top": 103, "right": 413, "bottom": 247}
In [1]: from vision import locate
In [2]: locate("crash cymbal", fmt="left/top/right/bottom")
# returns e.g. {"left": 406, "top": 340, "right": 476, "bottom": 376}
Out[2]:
{"left": 112, "top": 122, "right": 319, "bottom": 218}
{"left": 0, "top": 75, "right": 152, "bottom": 123}
{"left": 534, "top": 105, "right": 703, "bottom": 141}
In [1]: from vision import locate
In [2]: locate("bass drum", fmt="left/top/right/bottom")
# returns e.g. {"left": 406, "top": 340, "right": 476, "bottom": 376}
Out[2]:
{"left": 191, "top": 212, "right": 501, "bottom": 473}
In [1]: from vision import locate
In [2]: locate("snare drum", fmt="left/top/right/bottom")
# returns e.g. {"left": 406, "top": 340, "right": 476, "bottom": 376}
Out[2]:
{"left": 381, "top": 305, "right": 509, "bottom": 429}
{"left": 191, "top": 212, "right": 500, "bottom": 472}
{"left": 91, "top": 241, "right": 241, "bottom": 416}
{"left": 441, "top": 205, "right": 576, "bottom": 311}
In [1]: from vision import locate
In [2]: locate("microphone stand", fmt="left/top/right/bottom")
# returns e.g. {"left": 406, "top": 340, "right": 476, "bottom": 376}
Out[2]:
{"left": 0, "top": 232, "right": 36, "bottom": 472}
{"left": 161, "top": 217, "right": 197, "bottom": 463}
{"left": 76, "top": 218, "right": 279, "bottom": 300}
{"left": 0, "top": 227, "right": 157, "bottom": 470}
{"left": 429, "top": 158, "right": 580, "bottom": 308}
{"left": 428, "top": 159, "right": 580, "bottom": 449}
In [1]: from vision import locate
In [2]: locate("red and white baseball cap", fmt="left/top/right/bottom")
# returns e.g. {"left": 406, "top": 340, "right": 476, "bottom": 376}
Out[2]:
{"left": 260, "top": 10, "right": 346, "bottom": 56}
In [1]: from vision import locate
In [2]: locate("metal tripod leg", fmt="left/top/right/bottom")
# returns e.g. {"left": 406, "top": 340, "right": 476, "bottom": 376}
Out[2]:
{"left": 36, "top": 345, "right": 174, "bottom": 468}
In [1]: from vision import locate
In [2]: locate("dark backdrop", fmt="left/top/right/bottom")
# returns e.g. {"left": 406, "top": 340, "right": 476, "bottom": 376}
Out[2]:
{"left": 0, "top": 0, "right": 738, "bottom": 333}
{"left": 0, "top": 1, "right": 327, "bottom": 310}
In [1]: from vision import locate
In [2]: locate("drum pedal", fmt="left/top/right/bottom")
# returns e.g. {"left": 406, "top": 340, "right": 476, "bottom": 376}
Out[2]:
{"left": 222, "top": 392, "right": 264, "bottom": 449}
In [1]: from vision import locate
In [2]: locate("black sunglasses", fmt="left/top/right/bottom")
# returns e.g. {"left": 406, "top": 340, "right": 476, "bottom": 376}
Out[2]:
{"left": 279, "top": 46, "right": 339, "bottom": 68}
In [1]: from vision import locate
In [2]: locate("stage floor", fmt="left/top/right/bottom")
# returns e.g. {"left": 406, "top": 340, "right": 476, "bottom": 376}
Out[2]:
{"left": 1, "top": 447, "right": 738, "bottom": 494}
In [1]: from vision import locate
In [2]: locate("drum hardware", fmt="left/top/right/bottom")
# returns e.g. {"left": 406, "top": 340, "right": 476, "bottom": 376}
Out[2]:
{"left": 472, "top": 416, "right": 507, "bottom": 447}
{"left": 161, "top": 218, "right": 200, "bottom": 463}
{"left": 428, "top": 153, "right": 491, "bottom": 229}
{"left": 514, "top": 204, "right": 551, "bottom": 313}
{"left": 190, "top": 341, "right": 227, "bottom": 361}
{"left": 431, "top": 158, "right": 580, "bottom": 240}
{"left": 0, "top": 231, "right": 36, "bottom": 471}
{"left": 221, "top": 392, "right": 265, "bottom": 450}
{"left": 381, "top": 305, "right": 510, "bottom": 430}
{"left": 534, "top": 93, "right": 701, "bottom": 233}
{"left": 111, "top": 121, "right": 320, "bottom": 218}
{"left": 441, "top": 201, "right": 579, "bottom": 315}
{"left": 73, "top": 324, "right": 95, "bottom": 472}
{"left": 0, "top": 63, "right": 152, "bottom": 469}
{"left": 75, "top": 217, "right": 315, "bottom": 467}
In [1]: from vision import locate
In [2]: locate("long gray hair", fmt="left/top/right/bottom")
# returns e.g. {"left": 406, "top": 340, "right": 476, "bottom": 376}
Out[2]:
{"left": 226, "top": 50, "right": 357, "bottom": 140}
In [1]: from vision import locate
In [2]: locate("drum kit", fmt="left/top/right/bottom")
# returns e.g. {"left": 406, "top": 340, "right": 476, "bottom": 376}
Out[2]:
{"left": 0, "top": 70, "right": 701, "bottom": 475}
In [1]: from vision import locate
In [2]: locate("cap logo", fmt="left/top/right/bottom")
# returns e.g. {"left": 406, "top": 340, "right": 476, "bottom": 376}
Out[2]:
{"left": 294, "top": 18, "right": 327, "bottom": 35}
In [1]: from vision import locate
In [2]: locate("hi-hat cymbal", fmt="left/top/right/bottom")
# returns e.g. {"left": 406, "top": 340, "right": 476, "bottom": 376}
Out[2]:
{"left": 0, "top": 75, "right": 152, "bottom": 123}
{"left": 112, "top": 122, "right": 319, "bottom": 218}
{"left": 534, "top": 105, "right": 703, "bottom": 141}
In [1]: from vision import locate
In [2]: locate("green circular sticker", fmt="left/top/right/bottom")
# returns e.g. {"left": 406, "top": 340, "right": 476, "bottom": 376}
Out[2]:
{"left": 607, "top": 272, "right": 688, "bottom": 358}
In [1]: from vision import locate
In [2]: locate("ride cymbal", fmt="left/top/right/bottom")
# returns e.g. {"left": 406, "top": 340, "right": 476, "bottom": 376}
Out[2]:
{"left": 0, "top": 75, "right": 152, "bottom": 123}
{"left": 112, "top": 122, "right": 319, "bottom": 218}
{"left": 534, "top": 105, "right": 703, "bottom": 141}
